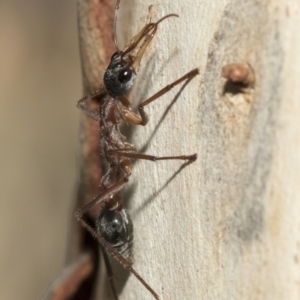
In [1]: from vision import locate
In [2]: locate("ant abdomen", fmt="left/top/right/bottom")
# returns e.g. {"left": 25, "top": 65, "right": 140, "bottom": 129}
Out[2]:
{"left": 97, "top": 207, "right": 134, "bottom": 259}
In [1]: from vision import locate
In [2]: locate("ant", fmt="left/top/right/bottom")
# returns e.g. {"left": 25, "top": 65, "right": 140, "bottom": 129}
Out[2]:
{"left": 75, "top": 0, "right": 199, "bottom": 299}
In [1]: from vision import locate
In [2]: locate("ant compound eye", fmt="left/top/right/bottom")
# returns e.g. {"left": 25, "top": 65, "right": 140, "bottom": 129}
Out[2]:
{"left": 103, "top": 63, "right": 136, "bottom": 96}
{"left": 118, "top": 68, "right": 132, "bottom": 83}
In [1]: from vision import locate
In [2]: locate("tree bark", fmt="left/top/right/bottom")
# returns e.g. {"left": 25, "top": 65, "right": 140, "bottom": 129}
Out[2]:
{"left": 41, "top": 1, "right": 115, "bottom": 299}
{"left": 115, "top": 0, "right": 300, "bottom": 300}
{"left": 43, "top": 0, "right": 300, "bottom": 299}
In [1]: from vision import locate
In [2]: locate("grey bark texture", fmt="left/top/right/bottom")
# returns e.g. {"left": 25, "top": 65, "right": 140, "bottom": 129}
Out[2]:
{"left": 45, "top": 0, "right": 300, "bottom": 299}
{"left": 113, "top": 0, "right": 300, "bottom": 300}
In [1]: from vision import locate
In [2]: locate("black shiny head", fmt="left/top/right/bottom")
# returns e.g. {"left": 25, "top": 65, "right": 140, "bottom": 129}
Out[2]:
{"left": 103, "top": 52, "right": 136, "bottom": 96}
{"left": 97, "top": 207, "right": 133, "bottom": 257}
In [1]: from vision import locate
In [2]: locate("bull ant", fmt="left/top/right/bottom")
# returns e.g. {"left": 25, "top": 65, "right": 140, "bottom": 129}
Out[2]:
{"left": 75, "top": 0, "right": 198, "bottom": 299}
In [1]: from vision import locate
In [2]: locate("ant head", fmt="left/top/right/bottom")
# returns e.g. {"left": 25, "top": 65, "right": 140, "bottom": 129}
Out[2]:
{"left": 97, "top": 207, "right": 133, "bottom": 257}
{"left": 103, "top": 52, "right": 136, "bottom": 96}
{"left": 103, "top": 0, "right": 178, "bottom": 96}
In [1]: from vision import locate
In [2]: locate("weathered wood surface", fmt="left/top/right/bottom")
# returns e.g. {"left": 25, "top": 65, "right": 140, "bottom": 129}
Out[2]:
{"left": 41, "top": 0, "right": 115, "bottom": 299}
{"left": 44, "top": 0, "right": 300, "bottom": 299}
{"left": 113, "top": 0, "right": 300, "bottom": 300}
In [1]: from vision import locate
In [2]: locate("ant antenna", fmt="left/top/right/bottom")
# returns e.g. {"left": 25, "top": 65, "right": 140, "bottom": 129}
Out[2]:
{"left": 155, "top": 13, "right": 179, "bottom": 26}
{"left": 113, "top": 0, "right": 121, "bottom": 54}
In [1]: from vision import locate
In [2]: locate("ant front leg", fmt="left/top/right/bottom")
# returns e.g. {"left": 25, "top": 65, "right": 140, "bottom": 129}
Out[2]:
{"left": 117, "top": 69, "right": 199, "bottom": 161}
{"left": 101, "top": 246, "right": 119, "bottom": 300}
{"left": 138, "top": 68, "right": 199, "bottom": 124}
{"left": 120, "top": 68, "right": 199, "bottom": 126}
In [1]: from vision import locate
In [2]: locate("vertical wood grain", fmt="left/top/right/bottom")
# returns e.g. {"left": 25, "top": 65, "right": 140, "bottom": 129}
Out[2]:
{"left": 111, "top": 0, "right": 300, "bottom": 299}
{"left": 45, "top": 0, "right": 300, "bottom": 299}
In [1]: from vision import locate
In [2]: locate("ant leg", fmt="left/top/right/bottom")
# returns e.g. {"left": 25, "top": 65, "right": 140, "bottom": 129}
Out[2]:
{"left": 120, "top": 69, "right": 199, "bottom": 126}
{"left": 109, "top": 149, "right": 197, "bottom": 162}
{"left": 75, "top": 178, "right": 159, "bottom": 300}
{"left": 101, "top": 246, "right": 119, "bottom": 300}
{"left": 140, "top": 68, "right": 199, "bottom": 108}
{"left": 138, "top": 68, "right": 199, "bottom": 125}
{"left": 77, "top": 96, "right": 100, "bottom": 121}
{"left": 77, "top": 215, "right": 159, "bottom": 300}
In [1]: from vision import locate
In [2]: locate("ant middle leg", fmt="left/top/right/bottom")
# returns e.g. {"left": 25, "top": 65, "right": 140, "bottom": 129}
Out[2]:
{"left": 76, "top": 178, "right": 128, "bottom": 217}
{"left": 109, "top": 149, "right": 197, "bottom": 162}
{"left": 77, "top": 87, "right": 107, "bottom": 121}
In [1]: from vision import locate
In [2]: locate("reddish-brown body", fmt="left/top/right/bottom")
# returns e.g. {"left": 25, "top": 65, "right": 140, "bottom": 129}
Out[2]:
{"left": 99, "top": 95, "right": 126, "bottom": 165}
{"left": 75, "top": 1, "right": 198, "bottom": 299}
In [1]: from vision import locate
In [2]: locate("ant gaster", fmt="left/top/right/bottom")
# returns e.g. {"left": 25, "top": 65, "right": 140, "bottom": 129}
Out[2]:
{"left": 75, "top": 0, "right": 199, "bottom": 299}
